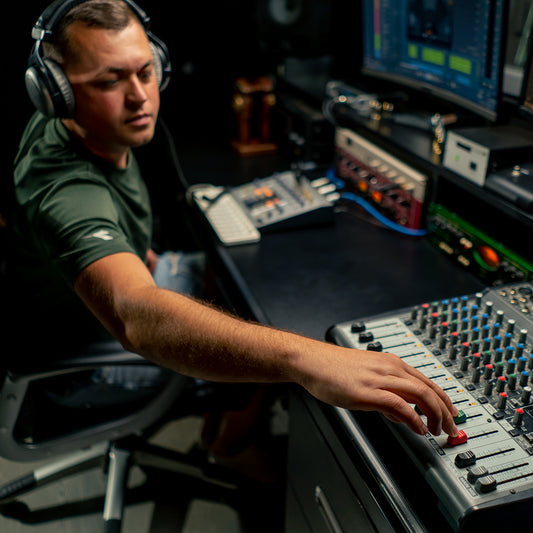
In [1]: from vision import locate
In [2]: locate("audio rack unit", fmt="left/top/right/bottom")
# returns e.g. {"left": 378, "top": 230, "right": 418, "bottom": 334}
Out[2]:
{"left": 327, "top": 283, "right": 533, "bottom": 532}
{"left": 334, "top": 128, "right": 428, "bottom": 230}
{"left": 427, "top": 203, "right": 533, "bottom": 285}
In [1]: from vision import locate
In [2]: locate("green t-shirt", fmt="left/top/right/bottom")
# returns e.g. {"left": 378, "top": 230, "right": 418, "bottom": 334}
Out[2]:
{"left": 9, "top": 112, "right": 153, "bottom": 349}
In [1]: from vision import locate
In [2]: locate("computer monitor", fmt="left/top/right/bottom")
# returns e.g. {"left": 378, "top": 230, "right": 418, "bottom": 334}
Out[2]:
{"left": 519, "top": 23, "right": 533, "bottom": 118}
{"left": 360, "top": 0, "right": 509, "bottom": 121}
{"left": 502, "top": 0, "right": 533, "bottom": 98}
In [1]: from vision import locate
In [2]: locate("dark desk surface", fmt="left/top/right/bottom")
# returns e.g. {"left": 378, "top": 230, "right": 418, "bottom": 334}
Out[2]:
{"left": 220, "top": 211, "right": 485, "bottom": 338}
{"left": 177, "top": 140, "right": 485, "bottom": 337}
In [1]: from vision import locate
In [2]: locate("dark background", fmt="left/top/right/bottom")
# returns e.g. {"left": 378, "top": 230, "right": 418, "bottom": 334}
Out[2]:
{"left": 3, "top": 0, "right": 359, "bottom": 252}
{"left": 5, "top": 0, "right": 358, "bottom": 162}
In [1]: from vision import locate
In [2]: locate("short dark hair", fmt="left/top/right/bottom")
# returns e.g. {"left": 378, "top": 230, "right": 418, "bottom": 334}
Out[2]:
{"left": 43, "top": 0, "right": 139, "bottom": 64}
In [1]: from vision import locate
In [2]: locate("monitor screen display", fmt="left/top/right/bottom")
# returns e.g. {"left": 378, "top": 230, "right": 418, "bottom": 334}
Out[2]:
{"left": 519, "top": 24, "right": 533, "bottom": 118}
{"left": 361, "top": 0, "right": 508, "bottom": 121}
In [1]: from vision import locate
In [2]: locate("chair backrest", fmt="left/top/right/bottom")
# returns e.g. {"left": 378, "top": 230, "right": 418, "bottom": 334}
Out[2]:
{"left": 0, "top": 221, "right": 187, "bottom": 462}
{"left": 0, "top": 205, "right": 190, "bottom": 463}
{"left": 0, "top": 213, "right": 6, "bottom": 297}
{"left": 0, "top": 349, "right": 188, "bottom": 462}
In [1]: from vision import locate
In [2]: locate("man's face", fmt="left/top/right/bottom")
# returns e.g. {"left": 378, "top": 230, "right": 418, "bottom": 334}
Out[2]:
{"left": 63, "top": 19, "right": 160, "bottom": 167}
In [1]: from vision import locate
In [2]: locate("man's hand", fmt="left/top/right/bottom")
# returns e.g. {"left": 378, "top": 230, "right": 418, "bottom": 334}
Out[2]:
{"left": 299, "top": 346, "right": 459, "bottom": 437}
{"left": 145, "top": 248, "right": 158, "bottom": 274}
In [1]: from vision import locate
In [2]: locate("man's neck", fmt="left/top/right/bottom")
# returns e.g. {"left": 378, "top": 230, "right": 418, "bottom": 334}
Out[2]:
{"left": 62, "top": 119, "right": 129, "bottom": 168}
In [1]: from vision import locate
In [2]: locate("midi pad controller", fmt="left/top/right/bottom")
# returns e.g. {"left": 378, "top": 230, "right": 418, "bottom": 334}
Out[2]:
{"left": 327, "top": 283, "right": 533, "bottom": 532}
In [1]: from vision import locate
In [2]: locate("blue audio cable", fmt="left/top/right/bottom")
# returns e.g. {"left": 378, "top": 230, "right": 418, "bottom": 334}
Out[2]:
{"left": 325, "top": 168, "right": 427, "bottom": 237}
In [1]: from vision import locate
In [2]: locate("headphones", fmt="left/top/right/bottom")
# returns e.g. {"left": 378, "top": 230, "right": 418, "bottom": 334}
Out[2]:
{"left": 25, "top": 0, "right": 171, "bottom": 118}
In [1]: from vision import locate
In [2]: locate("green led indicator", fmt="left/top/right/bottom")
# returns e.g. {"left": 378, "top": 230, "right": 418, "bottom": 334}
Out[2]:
{"left": 374, "top": 34, "right": 381, "bottom": 52}
{"left": 449, "top": 55, "right": 472, "bottom": 75}
{"left": 422, "top": 47, "right": 445, "bottom": 66}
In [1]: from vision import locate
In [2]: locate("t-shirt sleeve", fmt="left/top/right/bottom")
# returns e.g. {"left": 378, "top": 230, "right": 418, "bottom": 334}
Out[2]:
{"left": 38, "top": 179, "right": 137, "bottom": 284}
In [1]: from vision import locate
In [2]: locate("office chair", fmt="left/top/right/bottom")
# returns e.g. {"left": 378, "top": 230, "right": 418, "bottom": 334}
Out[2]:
{"left": 0, "top": 223, "right": 271, "bottom": 532}
{"left": 0, "top": 340, "right": 230, "bottom": 529}
{"left": 0, "top": 338, "right": 279, "bottom": 532}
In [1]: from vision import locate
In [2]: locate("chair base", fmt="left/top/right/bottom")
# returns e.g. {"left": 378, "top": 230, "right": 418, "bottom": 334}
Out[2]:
{"left": 0, "top": 434, "right": 285, "bottom": 532}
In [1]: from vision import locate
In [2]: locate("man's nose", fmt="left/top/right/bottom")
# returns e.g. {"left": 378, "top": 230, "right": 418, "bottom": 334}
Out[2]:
{"left": 126, "top": 75, "right": 148, "bottom": 106}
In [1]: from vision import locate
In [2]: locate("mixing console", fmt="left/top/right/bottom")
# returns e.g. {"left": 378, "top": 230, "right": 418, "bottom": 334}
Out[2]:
{"left": 189, "top": 171, "right": 335, "bottom": 246}
{"left": 327, "top": 283, "right": 533, "bottom": 532}
{"left": 231, "top": 170, "right": 335, "bottom": 231}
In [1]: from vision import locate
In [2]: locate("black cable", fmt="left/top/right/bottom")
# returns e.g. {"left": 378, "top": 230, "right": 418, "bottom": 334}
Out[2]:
{"left": 156, "top": 116, "right": 190, "bottom": 197}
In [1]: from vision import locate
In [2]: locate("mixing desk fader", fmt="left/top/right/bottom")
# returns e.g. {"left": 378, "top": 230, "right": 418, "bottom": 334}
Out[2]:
{"left": 327, "top": 283, "right": 533, "bottom": 532}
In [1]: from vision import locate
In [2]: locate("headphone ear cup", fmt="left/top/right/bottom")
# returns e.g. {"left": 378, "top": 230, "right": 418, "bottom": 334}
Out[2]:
{"left": 25, "top": 65, "right": 56, "bottom": 118}
{"left": 46, "top": 59, "right": 76, "bottom": 117}
{"left": 25, "top": 58, "right": 75, "bottom": 118}
{"left": 149, "top": 42, "right": 164, "bottom": 89}
{"left": 148, "top": 35, "right": 171, "bottom": 91}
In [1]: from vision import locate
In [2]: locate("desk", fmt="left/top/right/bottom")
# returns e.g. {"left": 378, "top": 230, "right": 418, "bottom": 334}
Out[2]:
{"left": 176, "top": 139, "right": 485, "bottom": 531}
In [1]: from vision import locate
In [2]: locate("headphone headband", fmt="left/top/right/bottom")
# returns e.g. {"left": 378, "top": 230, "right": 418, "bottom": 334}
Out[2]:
{"left": 26, "top": 0, "right": 171, "bottom": 118}
{"left": 32, "top": 0, "right": 151, "bottom": 41}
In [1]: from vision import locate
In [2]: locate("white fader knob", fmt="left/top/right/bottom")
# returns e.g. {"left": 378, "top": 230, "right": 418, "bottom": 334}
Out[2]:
{"left": 522, "top": 386, "right": 532, "bottom": 405}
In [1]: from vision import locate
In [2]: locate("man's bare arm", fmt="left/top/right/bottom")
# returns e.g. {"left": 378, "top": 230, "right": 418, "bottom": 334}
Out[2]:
{"left": 74, "top": 252, "right": 459, "bottom": 437}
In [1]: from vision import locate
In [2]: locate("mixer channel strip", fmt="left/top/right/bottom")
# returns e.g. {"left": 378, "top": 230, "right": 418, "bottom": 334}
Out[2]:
{"left": 327, "top": 283, "right": 533, "bottom": 532}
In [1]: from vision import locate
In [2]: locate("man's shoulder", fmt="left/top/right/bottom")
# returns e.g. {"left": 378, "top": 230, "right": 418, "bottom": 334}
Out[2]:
{"left": 15, "top": 113, "right": 77, "bottom": 171}
{"left": 15, "top": 114, "right": 101, "bottom": 189}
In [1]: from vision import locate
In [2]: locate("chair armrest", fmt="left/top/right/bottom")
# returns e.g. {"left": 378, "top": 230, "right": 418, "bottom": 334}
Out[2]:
{"left": 7, "top": 341, "right": 148, "bottom": 376}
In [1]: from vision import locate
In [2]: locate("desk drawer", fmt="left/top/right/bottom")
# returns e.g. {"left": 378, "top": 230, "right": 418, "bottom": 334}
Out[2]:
{"left": 286, "top": 391, "right": 392, "bottom": 532}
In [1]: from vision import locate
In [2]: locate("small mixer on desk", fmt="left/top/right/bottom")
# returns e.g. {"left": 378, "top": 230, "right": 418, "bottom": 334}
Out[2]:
{"left": 327, "top": 283, "right": 533, "bottom": 532}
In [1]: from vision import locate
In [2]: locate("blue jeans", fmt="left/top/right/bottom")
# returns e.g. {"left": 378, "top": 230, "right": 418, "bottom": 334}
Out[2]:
{"left": 152, "top": 250, "right": 206, "bottom": 297}
{"left": 91, "top": 250, "right": 207, "bottom": 392}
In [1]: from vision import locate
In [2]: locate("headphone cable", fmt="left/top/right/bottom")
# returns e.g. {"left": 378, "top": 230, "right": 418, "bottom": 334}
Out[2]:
{"left": 156, "top": 116, "right": 190, "bottom": 198}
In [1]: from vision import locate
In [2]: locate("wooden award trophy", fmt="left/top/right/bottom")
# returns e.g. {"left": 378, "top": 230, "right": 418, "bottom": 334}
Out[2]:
{"left": 231, "top": 76, "right": 278, "bottom": 156}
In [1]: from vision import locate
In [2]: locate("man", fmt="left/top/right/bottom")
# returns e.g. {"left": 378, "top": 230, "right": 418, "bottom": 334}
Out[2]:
{"left": 9, "top": 0, "right": 459, "bottom": 441}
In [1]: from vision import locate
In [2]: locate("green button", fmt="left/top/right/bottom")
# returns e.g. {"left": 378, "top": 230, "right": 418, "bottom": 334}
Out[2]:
{"left": 454, "top": 409, "right": 467, "bottom": 424}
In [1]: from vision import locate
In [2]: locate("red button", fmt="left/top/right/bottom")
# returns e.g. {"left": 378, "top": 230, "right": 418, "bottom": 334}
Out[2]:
{"left": 447, "top": 430, "right": 468, "bottom": 446}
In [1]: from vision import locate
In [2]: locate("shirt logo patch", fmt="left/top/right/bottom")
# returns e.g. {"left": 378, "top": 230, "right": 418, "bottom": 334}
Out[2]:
{"left": 86, "top": 230, "right": 114, "bottom": 241}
